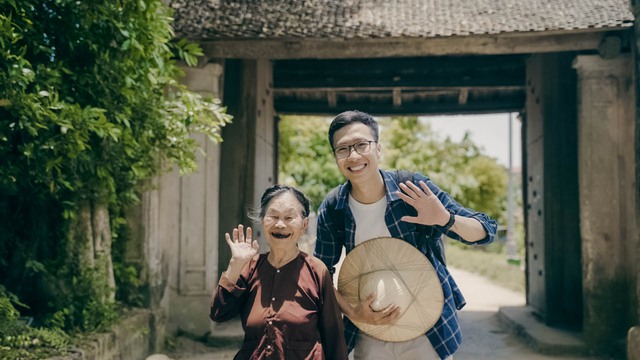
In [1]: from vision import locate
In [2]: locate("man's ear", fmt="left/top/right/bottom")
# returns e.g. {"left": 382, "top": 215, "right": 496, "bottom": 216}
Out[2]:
{"left": 376, "top": 142, "right": 382, "bottom": 158}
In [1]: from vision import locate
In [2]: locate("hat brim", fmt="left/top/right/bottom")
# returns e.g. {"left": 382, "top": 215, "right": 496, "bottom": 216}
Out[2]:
{"left": 337, "top": 237, "right": 444, "bottom": 342}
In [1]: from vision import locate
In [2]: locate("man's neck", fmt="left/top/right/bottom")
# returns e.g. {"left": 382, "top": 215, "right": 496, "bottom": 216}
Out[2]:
{"left": 350, "top": 171, "right": 386, "bottom": 204}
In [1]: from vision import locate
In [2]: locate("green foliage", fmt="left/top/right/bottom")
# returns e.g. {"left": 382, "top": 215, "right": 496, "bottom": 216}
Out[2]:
{"left": 0, "top": 327, "right": 70, "bottom": 359}
{"left": 278, "top": 115, "right": 508, "bottom": 224}
{"left": 278, "top": 116, "right": 343, "bottom": 211}
{"left": 380, "top": 117, "right": 507, "bottom": 221}
{"left": 0, "top": 0, "right": 231, "bottom": 344}
{"left": 457, "top": 156, "right": 508, "bottom": 222}
{"left": 0, "top": 287, "right": 22, "bottom": 326}
{"left": 0, "top": 0, "right": 231, "bottom": 205}
{"left": 0, "top": 286, "right": 70, "bottom": 359}
{"left": 43, "top": 262, "right": 119, "bottom": 333}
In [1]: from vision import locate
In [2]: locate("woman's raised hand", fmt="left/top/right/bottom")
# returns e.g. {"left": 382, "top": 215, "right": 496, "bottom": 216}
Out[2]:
{"left": 225, "top": 224, "right": 259, "bottom": 265}
{"left": 222, "top": 224, "right": 259, "bottom": 283}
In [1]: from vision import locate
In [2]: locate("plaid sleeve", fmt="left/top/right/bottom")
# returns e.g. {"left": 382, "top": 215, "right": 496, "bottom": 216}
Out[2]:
{"left": 313, "top": 198, "right": 343, "bottom": 277}
{"left": 414, "top": 173, "right": 498, "bottom": 246}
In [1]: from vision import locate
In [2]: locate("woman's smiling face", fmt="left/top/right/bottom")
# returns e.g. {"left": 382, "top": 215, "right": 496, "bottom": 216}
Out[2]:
{"left": 262, "top": 192, "right": 309, "bottom": 248}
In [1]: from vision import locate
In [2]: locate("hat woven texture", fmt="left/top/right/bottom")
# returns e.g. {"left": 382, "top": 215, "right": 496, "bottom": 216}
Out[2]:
{"left": 337, "top": 237, "right": 444, "bottom": 342}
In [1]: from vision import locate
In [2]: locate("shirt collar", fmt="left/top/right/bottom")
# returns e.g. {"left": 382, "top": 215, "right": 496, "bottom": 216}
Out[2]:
{"left": 335, "top": 169, "right": 403, "bottom": 210}
{"left": 382, "top": 169, "right": 403, "bottom": 202}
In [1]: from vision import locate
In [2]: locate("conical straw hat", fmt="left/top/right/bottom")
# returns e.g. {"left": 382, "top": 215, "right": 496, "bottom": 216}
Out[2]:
{"left": 337, "top": 237, "right": 444, "bottom": 342}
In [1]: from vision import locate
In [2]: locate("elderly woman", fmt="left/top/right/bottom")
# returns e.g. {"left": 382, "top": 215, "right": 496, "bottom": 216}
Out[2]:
{"left": 210, "top": 185, "right": 348, "bottom": 360}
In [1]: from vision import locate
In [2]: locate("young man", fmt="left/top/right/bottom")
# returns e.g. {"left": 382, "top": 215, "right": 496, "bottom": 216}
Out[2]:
{"left": 314, "top": 110, "right": 498, "bottom": 360}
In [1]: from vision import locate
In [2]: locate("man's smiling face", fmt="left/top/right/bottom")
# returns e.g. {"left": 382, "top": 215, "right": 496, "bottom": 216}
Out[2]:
{"left": 332, "top": 123, "right": 381, "bottom": 184}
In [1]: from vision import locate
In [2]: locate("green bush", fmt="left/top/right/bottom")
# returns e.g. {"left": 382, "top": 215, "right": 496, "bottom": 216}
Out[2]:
{"left": 0, "top": 0, "right": 231, "bottom": 352}
{"left": 0, "top": 287, "right": 70, "bottom": 359}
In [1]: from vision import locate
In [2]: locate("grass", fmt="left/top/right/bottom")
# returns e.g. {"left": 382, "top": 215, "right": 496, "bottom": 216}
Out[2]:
{"left": 444, "top": 241, "right": 525, "bottom": 294}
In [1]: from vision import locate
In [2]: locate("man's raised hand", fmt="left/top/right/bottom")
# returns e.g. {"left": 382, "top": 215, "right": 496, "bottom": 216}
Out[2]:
{"left": 397, "top": 181, "right": 450, "bottom": 227}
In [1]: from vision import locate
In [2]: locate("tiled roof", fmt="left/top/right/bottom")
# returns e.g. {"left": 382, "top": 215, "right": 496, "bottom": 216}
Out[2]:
{"left": 170, "top": 0, "right": 634, "bottom": 40}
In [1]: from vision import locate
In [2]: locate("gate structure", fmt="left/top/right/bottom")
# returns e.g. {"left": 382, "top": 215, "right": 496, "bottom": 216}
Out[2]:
{"left": 127, "top": 1, "right": 640, "bottom": 357}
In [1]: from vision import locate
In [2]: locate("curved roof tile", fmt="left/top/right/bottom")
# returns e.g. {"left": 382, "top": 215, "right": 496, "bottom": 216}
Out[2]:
{"left": 171, "top": 0, "right": 634, "bottom": 40}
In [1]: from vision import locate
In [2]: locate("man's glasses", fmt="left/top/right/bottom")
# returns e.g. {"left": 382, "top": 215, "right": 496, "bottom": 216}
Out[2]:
{"left": 332, "top": 141, "right": 377, "bottom": 159}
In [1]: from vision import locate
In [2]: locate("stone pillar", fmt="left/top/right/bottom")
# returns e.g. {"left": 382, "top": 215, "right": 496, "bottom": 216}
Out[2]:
{"left": 573, "top": 55, "right": 636, "bottom": 353}
{"left": 125, "top": 156, "right": 166, "bottom": 352}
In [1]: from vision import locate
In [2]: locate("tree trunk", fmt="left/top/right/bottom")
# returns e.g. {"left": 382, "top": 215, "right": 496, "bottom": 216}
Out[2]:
{"left": 67, "top": 200, "right": 116, "bottom": 303}
{"left": 92, "top": 201, "right": 116, "bottom": 301}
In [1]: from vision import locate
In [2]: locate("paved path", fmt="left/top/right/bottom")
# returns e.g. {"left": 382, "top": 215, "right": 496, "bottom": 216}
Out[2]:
{"left": 448, "top": 268, "right": 592, "bottom": 360}
{"left": 153, "top": 267, "right": 602, "bottom": 360}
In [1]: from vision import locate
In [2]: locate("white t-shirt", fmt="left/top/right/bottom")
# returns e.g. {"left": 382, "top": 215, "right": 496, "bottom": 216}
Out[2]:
{"left": 349, "top": 195, "right": 444, "bottom": 360}
{"left": 348, "top": 194, "right": 391, "bottom": 246}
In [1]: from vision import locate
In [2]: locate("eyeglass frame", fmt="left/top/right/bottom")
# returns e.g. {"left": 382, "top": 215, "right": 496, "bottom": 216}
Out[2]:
{"left": 332, "top": 140, "right": 377, "bottom": 159}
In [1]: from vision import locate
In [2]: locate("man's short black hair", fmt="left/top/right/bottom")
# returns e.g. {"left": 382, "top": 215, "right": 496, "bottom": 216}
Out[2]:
{"left": 328, "top": 110, "right": 379, "bottom": 148}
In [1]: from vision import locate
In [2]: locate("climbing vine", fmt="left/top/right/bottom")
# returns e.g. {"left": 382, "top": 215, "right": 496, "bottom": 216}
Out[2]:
{"left": 0, "top": 0, "right": 231, "bottom": 356}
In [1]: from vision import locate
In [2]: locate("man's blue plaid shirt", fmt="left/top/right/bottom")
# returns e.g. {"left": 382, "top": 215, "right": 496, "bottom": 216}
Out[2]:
{"left": 314, "top": 169, "right": 497, "bottom": 359}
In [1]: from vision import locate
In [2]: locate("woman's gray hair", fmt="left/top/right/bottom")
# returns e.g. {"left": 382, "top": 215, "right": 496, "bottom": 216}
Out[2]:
{"left": 248, "top": 185, "right": 311, "bottom": 223}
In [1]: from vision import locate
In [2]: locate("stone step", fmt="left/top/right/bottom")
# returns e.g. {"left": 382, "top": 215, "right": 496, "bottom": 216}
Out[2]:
{"left": 498, "top": 306, "right": 590, "bottom": 356}
{"left": 206, "top": 318, "right": 244, "bottom": 348}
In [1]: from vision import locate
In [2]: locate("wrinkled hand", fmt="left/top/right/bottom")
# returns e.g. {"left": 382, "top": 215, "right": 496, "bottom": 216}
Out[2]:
{"left": 350, "top": 293, "right": 401, "bottom": 325}
{"left": 225, "top": 224, "right": 259, "bottom": 266}
{"left": 397, "top": 181, "right": 450, "bottom": 226}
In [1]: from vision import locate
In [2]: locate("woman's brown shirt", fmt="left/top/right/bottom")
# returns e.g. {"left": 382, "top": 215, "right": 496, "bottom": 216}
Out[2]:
{"left": 211, "top": 252, "right": 348, "bottom": 360}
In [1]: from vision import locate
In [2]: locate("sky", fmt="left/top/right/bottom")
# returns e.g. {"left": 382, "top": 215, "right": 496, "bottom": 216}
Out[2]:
{"left": 420, "top": 113, "right": 522, "bottom": 168}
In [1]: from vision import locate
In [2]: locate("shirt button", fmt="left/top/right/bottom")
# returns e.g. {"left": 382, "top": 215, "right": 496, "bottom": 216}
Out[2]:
{"left": 267, "top": 345, "right": 271, "bottom": 349}
{"left": 272, "top": 297, "right": 276, "bottom": 301}
{"left": 276, "top": 269, "right": 280, "bottom": 273}
{"left": 268, "top": 321, "right": 273, "bottom": 325}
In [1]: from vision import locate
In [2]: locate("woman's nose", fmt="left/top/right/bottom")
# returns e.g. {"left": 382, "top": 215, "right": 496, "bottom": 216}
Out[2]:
{"left": 275, "top": 220, "right": 286, "bottom": 228}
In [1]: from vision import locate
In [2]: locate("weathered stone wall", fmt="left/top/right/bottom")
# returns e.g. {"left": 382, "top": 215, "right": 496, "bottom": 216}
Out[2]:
{"left": 574, "top": 55, "right": 637, "bottom": 355}
{"left": 48, "top": 309, "right": 153, "bottom": 360}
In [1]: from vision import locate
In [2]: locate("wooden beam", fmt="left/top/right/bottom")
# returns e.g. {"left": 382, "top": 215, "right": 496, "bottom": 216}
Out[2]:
{"left": 327, "top": 90, "right": 337, "bottom": 108}
{"left": 275, "top": 98, "right": 525, "bottom": 116}
{"left": 392, "top": 88, "right": 402, "bottom": 107}
{"left": 458, "top": 88, "right": 469, "bottom": 105}
{"left": 274, "top": 85, "right": 524, "bottom": 92}
{"left": 271, "top": 55, "right": 526, "bottom": 88}
{"left": 201, "top": 30, "right": 628, "bottom": 59}
{"left": 274, "top": 77, "right": 524, "bottom": 89}
{"left": 274, "top": 86, "right": 524, "bottom": 94}
{"left": 274, "top": 54, "right": 525, "bottom": 73}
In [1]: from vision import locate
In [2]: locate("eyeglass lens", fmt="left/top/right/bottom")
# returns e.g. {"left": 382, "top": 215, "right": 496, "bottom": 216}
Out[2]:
{"left": 334, "top": 141, "right": 373, "bottom": 158}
